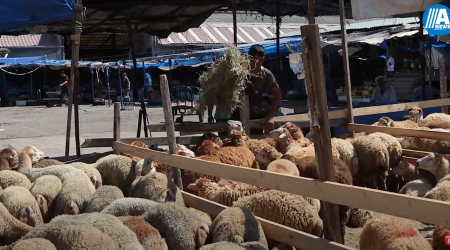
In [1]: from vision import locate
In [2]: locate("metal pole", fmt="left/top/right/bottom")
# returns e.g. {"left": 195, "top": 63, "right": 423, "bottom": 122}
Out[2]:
{"left": 232, "top": 0, "right": 237, "bottom": 45}
{"left": 30, "top": 72, "right": 33, "bottom": 100}
{"left": 142, "top": 61, "right": 146, "bottom": 102}
{"left": 276, "top": 0, "right": 280, "bottom": 80}
{"left": 90, "top": 68, "right": 95, "bottom": 102}
{"left": 420, "top": 13, "right": 426, "bottom": 100}
{"left": 106, "top": 68, "right": 111, "bottom": 107}
{"left": 118, "top": 65, "right": 123, "bottom": 108}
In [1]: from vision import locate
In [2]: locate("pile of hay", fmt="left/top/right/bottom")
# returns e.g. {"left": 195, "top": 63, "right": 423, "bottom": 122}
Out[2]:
{"left": 198, "top": 44, "right": 250, "bottom": 115}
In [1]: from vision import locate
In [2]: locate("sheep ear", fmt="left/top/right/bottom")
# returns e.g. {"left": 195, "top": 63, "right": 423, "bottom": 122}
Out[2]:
{"left": 279, "top": 133, "right": 287, "bottom": 139}
{"left": 64, "top": 200, "right": 80, "bottom": 215}
{"left": 186, "top": 183, "right": 200, "bottom": 191}
{"left": 376, "top": 152, "right": 385, "bottom": 167}
{"left": 19, "top": 207, "right": 36, "bottom": 227}
{"left": 195, "top": 227, "right": 209, "bottom": 248}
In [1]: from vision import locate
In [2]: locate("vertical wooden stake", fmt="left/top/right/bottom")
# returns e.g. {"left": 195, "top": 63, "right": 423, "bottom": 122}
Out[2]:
{"left": 339, "top": 0, "right": 355, "bottom": 137}
{"left": 301, "top": 24, "right": 343, "bottom": 244}
{"left": 232, "top": 0, "right": 237, "bottom": 46}
{"left": 160, "top": 74, "right": 183, "bottom": 189}
{"left": 439, "top": 58, "right": 448, "bottom": 114}
{"left": 113, "top": 102, "right": 121, "bottom": 154}
{"left": 65, "top": 2, "right": 83, "bottom": 161}
{"left": 239, "top": 95, "right": 251, "bottom": 136}
{"left": 308, "top": 0, "right": 315, "bottom": 24}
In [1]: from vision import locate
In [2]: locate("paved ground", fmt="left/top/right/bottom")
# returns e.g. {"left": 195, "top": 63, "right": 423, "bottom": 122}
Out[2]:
{"left": 0, "top": 103, "right": 294, "bottom": 160}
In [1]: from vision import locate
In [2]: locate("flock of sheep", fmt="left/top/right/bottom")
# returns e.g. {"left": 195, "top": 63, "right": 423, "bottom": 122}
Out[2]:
{"left": 0, "top": 106, "right": 449, "bottom": 249}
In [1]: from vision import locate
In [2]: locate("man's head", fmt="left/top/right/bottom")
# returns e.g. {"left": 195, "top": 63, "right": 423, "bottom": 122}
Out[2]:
{"left": 413, "top": 78, "right": 423, "bottom": 88}
{"left": 122, "top": 72, "right": 127, "bottom": 78}
{"left": 248, "top": 44, "right": 266, "bottom": 71}
{"left": 60, "top": 70, "right": 66, "bottom": 77}
{"left": 375, "top": 76, "right": 386, "bottom": 91}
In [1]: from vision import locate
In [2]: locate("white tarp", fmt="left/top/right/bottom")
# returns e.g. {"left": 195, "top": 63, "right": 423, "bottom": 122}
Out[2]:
{"left": 351, "top": 0, "right": 441, "bottom": 20}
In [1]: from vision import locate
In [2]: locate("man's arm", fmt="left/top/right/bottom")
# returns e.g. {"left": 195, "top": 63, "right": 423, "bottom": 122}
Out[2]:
{"left": 389, "top": 87, "right": 397, "bottom": 103}
{"left": 268, "top": 85, "right": 282, "bottom": 118}
{"left": 371, "top": 88, "right": 378, "bottom": 102}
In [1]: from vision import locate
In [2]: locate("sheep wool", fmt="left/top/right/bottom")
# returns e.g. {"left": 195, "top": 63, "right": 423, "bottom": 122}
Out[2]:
{"left": 254, "top": 145, "right": 282, "bottom": 170}
{"left": 421, "top": 112, "right": 450, "bottom": 124}
{"left": 94, "top": 154, "right": 140, "bottom": 194}
{"left": 416, "top": 153, "right": 450, "bottom": 182}
{"left": 359, "top": 214, "right": 431, "bottom": 250}
{"left": 366, "top": 132, "right": 402, "bottom": 167}
{"left": 70, "top": 162, "right": 103, "bottom": 189}
{"left": 32, "top": 159, "right": 63, "bottom": 168}
{"left": 399, "top": 178, "right": 433, "bottom": 198}
{"left": 346, "top": 207, "right": 374, "bottom": 228}
{"left": 0, "top": 148, "right": 19, "bottom": 170}
{"left": 266, "top": 159, "right": 299, "bottom": 176}
{"left": 118, "top": 216, "right": 167, "bottom": 250}
{"left": 16, "top": 146, "right": 45, "bottom": 172}
{"left": 0, "top": 170, "right": 32, "bottom": 189}
{"left": 424, "top": 174, "right": 450, "bottom": 202}
{"left": 53, "top": 172, "right": 95, "bottom": 216}
{"left": 140, "top": 203, "right": 209, "bottom": 250}
{"left": 233, "top": 190, "right": 323, "bottom": 237}
{"left": 85, "top": 185, "right": 124, "bottom": 213}
{"left": 29, "top": 175, "right": 63, "bottom": 222}
{"left": 0, "top": 203, "right": 33, "bottom": 246}
{"left": 0, "top": 186, "right": 44, "bottom": 226}
{"left": 199, "top": 242, "right": 269, "bottom": 250}
{"left": 331, "top": 138, "right": 358, "bottom": 176}
{"left": 376, "top": 116, "right": 419, "bottom": 129}
{"left": 8, "top": 238, "right": 57, "bottom": 250}
{"left": 432, "top": 225, "right": 450, "bottom": 250}
{"left": 187, "top": 178, "right": 266, "bottom": 207}
{"left": 189, "top": 207, "right": 213, "bottom": 225}
{"left": 400, "top": 136, "right": 450, "bottom": 154}
{"left": 210, "top": 207, "right": 268, "bottom": 247}
{"left": 101, "top": 198, "right": 159, "bottom": 217}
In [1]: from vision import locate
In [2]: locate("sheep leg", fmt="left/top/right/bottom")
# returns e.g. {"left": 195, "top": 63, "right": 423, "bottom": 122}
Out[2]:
{"left": 376, "top": 172, "right": 388, "bottom": 191}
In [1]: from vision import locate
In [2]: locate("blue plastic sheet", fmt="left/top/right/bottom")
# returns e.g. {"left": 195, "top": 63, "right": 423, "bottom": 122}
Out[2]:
{"left": 0, "top": 56, "right": 47, "bottom": 64}
{"left": 0, "top": 0, "right": 77, "bottom": 33}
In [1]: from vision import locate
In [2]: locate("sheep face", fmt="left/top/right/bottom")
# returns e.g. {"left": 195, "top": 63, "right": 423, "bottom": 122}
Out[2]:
{"left": 377, "top": 117, "right": 392, "bottom": 127}
{"left": 407, "top": 107, "right": 423, "bottom": 122}
{"left": 23, "top": 146, "right": 45, "bottom": 163}
{"left": 142, "top": 159, "right": 156, "bottom": 176}
{"left": 227, "top": 120, "right": 243, "bottom": 132}
{"left": 0, "top": 148, "right": 19, "bottom": 167}
{"left": 399, "top": 137, "right": 416, "bottom": 149}
{"left": 416, "top": 153, "right": 446, "bottom": 176}
{"left": 255, "top": 146, "right": 278, "bottom": 169}
{"left": 392, "top": 161, "right": 414, "bottom": 176}
{"left": 227, "top": 130, "right": 246, "bottom": 146}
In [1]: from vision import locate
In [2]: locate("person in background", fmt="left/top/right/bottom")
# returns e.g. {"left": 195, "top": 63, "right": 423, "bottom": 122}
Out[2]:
{"left": 209, "top": 44, "right": 282, "bottom": 135}
{"left": 122, "top": 72, "right": 132, "bottom": 102}
{"left": 59, "top": 70, "right": 69, "bottom": 106}
{"left": 371, "top": 76, "right": 397, "bottom": 104}
{"left": 411, "top": 78, "right": 439, "bottom": 102}
{"left": 144, "top": 71, "right": 152, "bottom": 101}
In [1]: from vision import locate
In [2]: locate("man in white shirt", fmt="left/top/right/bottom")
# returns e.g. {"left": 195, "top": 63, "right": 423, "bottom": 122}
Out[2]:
{"left": 371, "top": 76, "right": 397, "bottom": 104}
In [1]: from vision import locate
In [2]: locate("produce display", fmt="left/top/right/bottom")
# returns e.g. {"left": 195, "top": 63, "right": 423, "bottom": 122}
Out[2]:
{"left": 336, "top": 85, "right": 374, "bottom": 101}
{"left": 400, "top": 55, "right": 421, "bottom": 73}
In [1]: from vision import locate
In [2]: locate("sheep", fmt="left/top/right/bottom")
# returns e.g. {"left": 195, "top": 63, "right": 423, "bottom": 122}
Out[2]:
{"left": 366, "top": 133, "right": 402, "bottom": 168}
{"left": 330, "top": 138, "right": 359, "bottom": 177}
{"left": 269, "top": 127, "right": 311, "bottom": 154}
{"left": 278, "top": 122, "right": 313, "bottom": 147}
{"left": 16, "top": 146, "right": 45, "bottom": 172}
{"left": 117, "top": 216, "right": 167, "bottom": 250}
{"left": 359, "top": 214, "right": 432, "bottom": 250}
{"left": 266, "top": 159, "right": 299, "bottom": 176}
{"left": 432, "top": 225, "right": 450, "bottom": 250}
{"left": 346, "top": 207, "right": 374, "bottom": 228}
{"left": 196, "top": 132, "right": 224, "bottom": 150}
{"left": 405, "top": 107, "right": 424, "bottom": 123}
{"left": 197, "top": 139, "right": 259, "bottom": 169}
{"left": 199, "top": 242, "right": 269, "bottom": 250}
{"left": 210, "top": 207, "right": 268, "bottom": 247}
{"left": 29, "top": 175, "right": 63, "bottom": 222}
{"left": 189, "top": 207, "right": 213, "bottom": 225}
{"left": 351, "top": 136, "right": 390, "bottom": 190}
{"left": 420, "top": 112, "right": 450, "bottom": 124}
{"left": 140, "top": 202, "right": 209, "bottom": 250}
{"left": 416, "top": 152, "right": 450, "bottom": 182}
{"left": 7, "top": 238, "right": 57, "bottom": 250}
{"left": 0, "top": 186, "right": 44, "bottom": 226}
{"left": 400, "top": 179, "right": 434, "bottom": 197}
{"left": 187, "top": 178, "right": 266, "bottom": 207}
{"left": 32, "top": 159, "right": 63, "bottom": 168}
{"left": 0, "top": 170, "right": 32, "bottom": 189}
{"left": 254, "top": 145, "right": 282, "bottom": 170}
{"left": 375, "top": 116, "right": 419, "bottom": 128}
{"left": 0, "top": 203, "right": 33, "bottom": 245}
{"left": 70, "top": 162, "right": 103, "bottom": 189}
{"left": 233, "top": 190, "right": 323, "bottom": 237}
{"left": 101, "top": 198, "right": 159, "bottom": 217}
{"left": 0, "top": 148, "right": 18, "bottom": 170}
{"left": 130, "top": 172, "right": 185, "bottom": 207}
{"left": 399, "top": 136, "right": 450, "bottom": 154}
{"left": 85, "top": 185, "right": 125, "bottom": 213}
{"left": 392, "top": 160, "right": 434, "bottom": 197}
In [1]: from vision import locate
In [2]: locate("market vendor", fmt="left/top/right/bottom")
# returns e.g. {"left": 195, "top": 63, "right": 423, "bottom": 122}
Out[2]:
{"left": 209, "top": 44, "right": 282, "bottom": 135}
{"left": 411, "top": 78, "right": 439, "bottom": 101}
{"left": 371, "top": 76, "right": 397, "bottom": 104}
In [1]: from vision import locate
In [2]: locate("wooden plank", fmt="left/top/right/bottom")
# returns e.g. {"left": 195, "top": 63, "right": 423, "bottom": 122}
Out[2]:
{"left": 240, "top": 95, "right": 251, "bottom": 136}
{"left": 402, "top": 156, "right": 418, "bottom": 165}
{"left": 113, "top": 102, "right": 121, "bottom": 154}
{"left": 348, "top": 123, "right": 450, "bottom": 141}
{"left": 81, "top": 136, "right": 203, "bottom": 148}
{"left": 160, "top": 74, "right": 182, "bottom": 189}
{"left": 64, "top": 150, "right": 113, "bottom": 164}
{"left": 338, "top": 132, "right": 365, "bottom": 139}
{"left": 181, "top": 191, "right": 354, "bottom": 250}
{"left": 403, "top": 149, "right": 450, "bottom": 160}
{"left": 301, "top": 24, "right": 342, "bottom": 243}
{"left": 113, "top": 141, "right": 450, "bottom": 228}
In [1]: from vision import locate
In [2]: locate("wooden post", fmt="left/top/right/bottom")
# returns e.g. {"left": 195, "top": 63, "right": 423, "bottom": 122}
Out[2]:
{"left": 74, "top": 67, "right": 81, "bottom": 158}
{"left": 232, "top": 0, "right": 237, "bottom": 46}
{"left": 65, "top": 1, "right": 83, "bottom": 161}
{"left": 439, "top": 58, "right": 448, "bottom": 114}
{"left": 113, "top": 102, "right": 121, "bottom": 154}
{"left": 239, "top": 95, "right": 251, "bottom": 136}
{"left": 160, "top": 74, "right": 183, "bottom": 189}
{"left": 339, "top": 0, "right": 355, "bottom": 138}
{"left": 419, "top": 13, "right": 426, "bottom": 101}
{"left": 308, "top": 0, "right": 315, "bottom": 24}
{"left": 301, "top": 24, "right": 343, "bottom": 243}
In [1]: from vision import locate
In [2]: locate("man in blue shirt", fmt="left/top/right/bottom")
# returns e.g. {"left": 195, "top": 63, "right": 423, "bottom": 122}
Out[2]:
{"left": 411, "top": 78, "right": 439, "bottom": 102}
{"left": 371, "top": 76, "right": 397, "bottom": 104}
{"left": 144, "top": 71, "right": 152, "bottom": 101}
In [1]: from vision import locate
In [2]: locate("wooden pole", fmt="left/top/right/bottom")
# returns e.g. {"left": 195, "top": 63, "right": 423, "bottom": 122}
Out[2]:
{"left": 128, "top": 28, "right": 138, "bottom": 103}
{"left": 301, "top": 24, "right": 343, "bottom": 243}
{"left": 239, "top": 95, "right": 251, "bottom": 136}
{"left": 65, "top": 1, "right": 83, "bottom": 161}
{"left": 308, "top": 0, "right": 315, "bottom": 24}
{"left": 339, "top": 0, "right": 355, "bottom": 138}
{"left": 113, "top": 102, "right": 121, "bottom": 154}
{"left": 275, "top": 0, "right": 281, "bottom": 79}
{"left": 420, "top": 13, "right": 426, "bottom": 101}
{"left": 232, "top": 0, "right": 237, "bottom": 46}
{"left": 439, "top": 58, "right": 448, "bottom": 114}
{"left": 74, "top": 67, "right": 81, "bottom": 158}
{"left": 159, "top": 74, "right": 183, "bottom": 189}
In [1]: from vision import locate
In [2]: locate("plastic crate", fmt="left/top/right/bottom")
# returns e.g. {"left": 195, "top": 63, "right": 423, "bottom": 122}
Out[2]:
{"left": 122, "top": 102, "right": 135, "bottom": 111}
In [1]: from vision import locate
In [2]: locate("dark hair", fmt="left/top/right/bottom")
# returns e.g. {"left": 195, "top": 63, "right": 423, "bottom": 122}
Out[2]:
{"left": 248, "top": 44, "right": 266, "bottom": 57}
{"left": 60, "top": 70, "right": 65, "bottom": 74}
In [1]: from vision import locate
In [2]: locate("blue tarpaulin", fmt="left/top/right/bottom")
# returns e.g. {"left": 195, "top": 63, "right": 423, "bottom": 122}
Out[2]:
{"left": 0, "top": 57, "right": 103, "bottom": 68}
{"left": 0, "top": 0, "right": 77, "bottom": 33}
{"left": 0, "top": 56, "right": 47, "bottom": 65}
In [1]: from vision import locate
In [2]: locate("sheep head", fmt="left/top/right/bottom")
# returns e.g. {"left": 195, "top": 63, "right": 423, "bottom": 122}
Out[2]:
{"left": 280, "top": 122, "right": 304, "bottom": 139}
{"left": 377, "top": 117, "right": 393, "bottom": 127}
{"left": 255, "top": 146, "right": 281, "bottom": 169}
{"left": 177, "top": 144, "right": 196, "bottom": 158}
{"left": 227, "top": 120, "right": 244, "bottom": 133}
{"left": 407, "top": 107, "right": 423, "bottom": 122}
{"left": 269, "top": 127, "right": 294, "bottom": 143}
{"left": 22, "top": 146, "right": 45, "bottom": 163}
{"left": 0, "top": 148, "right": 19, "bottom": 168}
{"left": 398, "top": 136, "right": 416, "bottom": 149}
{"left": 416, "top": 153, "right": 447, "bottom": 177}
{"left": 186, "top": 178, "right": 215, "bottom": 194}
{"left": 227, "top": 130, "right": 246, "bottom": 146}
{"left": 198, "top": 140, "right": 220, "bottom": 155}
{"left": 197, "top": 132, "right": 223, "bottom": 148}
{"left": 392, "top": 161, "right": 414, "bottom": 177}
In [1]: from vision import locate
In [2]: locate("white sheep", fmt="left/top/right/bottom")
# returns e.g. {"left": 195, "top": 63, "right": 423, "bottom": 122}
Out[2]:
{"left": 399, "top": 135, "right": 450, "bottom": 154}
{"left": 0, "top": 170, "right": 32, "bottom": 190}
{"left": 0, "top": 186, "right": 44, "bottom": 226}
{"left": 70, "top": 162, "right": 103, "bottom": 189}
{"left": 331, "top": 138, "right": 359, "bottom": 177}
{"left": 392, "top": 160, "right": 433, "bottom": 197}
{"left": 359, "top": 214, "right": 432, "bottom": 250}
{"left": 199, "top": 242, "right": 269, "bottom": 250}
{"left": 0, "top": 148, "right": 19, "bottom": 170}
{"left": 210, "top": 207, "right": 268, "bottom": 247}
{"left": 0, "top": 203, "right": 33, "bottom": 246}
{"left": 29, "top": 175, "right": 62, "bottom": 222}
{"left": 420, "top": 112, "right": 450, "bottom": 124}
{"left": 101, "top": 198, "right": 159, "bottom": 217}
{"left": 6, "top": 238, "right": 57, "bottom": 250}
{"left": 16, "top": 146, "right": 45, "bottom": 172}
{"left": 375, "top": 116, "right": 419, "bottom": 129}
{"left": 233, "top": 190, "right": 323, "bottom": 237}
{"left": 266, "top": 159, "right": 299, "bottom": 176}
{"left": 85, "top": 185, "right": 124, "bottom": 213}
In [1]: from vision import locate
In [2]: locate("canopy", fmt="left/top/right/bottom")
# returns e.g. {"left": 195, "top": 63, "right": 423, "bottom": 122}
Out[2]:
{"left": 0, "top": 57, "right": 104, "bottom": 69}
{"left": 0, "top": 0, "right": 77, "bottom": 33}
{"left": 0, "top": 56, "right": 47, "bottom": 65}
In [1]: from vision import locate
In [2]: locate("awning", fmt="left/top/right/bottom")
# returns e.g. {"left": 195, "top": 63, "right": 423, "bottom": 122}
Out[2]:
{"left": 351, "top": 0, "right": 441, "bottom": 19}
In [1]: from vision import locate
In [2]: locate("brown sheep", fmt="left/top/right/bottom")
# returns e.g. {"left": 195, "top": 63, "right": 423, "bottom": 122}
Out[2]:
{"left": 0, "top": 148, "right": 19, "bottom": 170}
{"left": 254, "top": 146, "right": 282, "bottom": 170}
{"left": 117, "top": 216, "right": 167, "bottom": 250}
{"left": 376, "top": 116, "right": 419, "bottom": 129}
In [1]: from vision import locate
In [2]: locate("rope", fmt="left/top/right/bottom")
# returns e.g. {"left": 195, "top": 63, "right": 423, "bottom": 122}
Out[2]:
{"left": 0, "top": 66, "right": 42, "bottom": 76}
